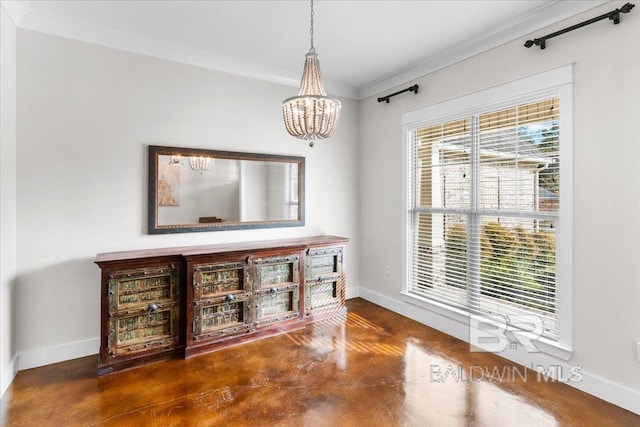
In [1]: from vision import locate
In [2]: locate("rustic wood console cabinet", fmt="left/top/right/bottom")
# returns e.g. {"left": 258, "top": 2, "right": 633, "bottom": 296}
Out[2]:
{"left": 95, "top": 235, "right": 348, "bottom": 375}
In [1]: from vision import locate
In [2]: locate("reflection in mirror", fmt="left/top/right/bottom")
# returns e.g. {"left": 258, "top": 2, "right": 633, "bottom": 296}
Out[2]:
{"left": 149, "top": 146, "right": 304, "bottom": 234}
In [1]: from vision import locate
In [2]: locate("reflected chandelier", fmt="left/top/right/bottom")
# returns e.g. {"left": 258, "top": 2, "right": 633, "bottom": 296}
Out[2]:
{"left": 189, "top": 156, "right": 213, "bottom": 172}
{"left": 282, "top": 0, "right": 341, "bottom": 147}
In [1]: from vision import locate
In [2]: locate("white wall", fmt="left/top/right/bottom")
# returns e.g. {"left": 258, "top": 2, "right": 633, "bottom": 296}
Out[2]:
{"left": 15, "top": 29, "right": 360, "bottom": 370}
{"left": 359, "top": 1, "right": 639, "bottom": 413}
{"left": 0, "top": 4, "right": 18, "bottom": 396}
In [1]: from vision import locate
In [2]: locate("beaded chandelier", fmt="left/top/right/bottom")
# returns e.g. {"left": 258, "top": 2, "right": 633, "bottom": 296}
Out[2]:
{"left": 282, "top": 0, "right": 341, "bottom": 147}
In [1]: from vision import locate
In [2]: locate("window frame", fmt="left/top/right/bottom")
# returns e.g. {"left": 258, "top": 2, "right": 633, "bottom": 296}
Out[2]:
{"left": 401, "top": 65, "right": 573, "bottom": 359}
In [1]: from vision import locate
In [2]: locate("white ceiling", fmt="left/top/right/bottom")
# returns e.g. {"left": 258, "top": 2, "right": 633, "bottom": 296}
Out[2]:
{"left": 2, "top": 0, "right": 607, "bottom": 99}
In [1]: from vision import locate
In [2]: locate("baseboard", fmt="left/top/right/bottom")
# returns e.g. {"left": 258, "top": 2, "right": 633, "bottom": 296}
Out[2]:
{"left": 1, "top": 356, "right": 18, "bottom": 398}
{"left": 18, "top": 337, "right": 99, "bottom": 371}
{"left": 358, "top": 287, "right": 640, "bottom": 416}
{"left": 575, "top": 371, "right": 640, "bottom": 416}
{"left": 12, "top": 288, "right": 360, "bottom": 374}
{"left": 345, "top": 284, "right": 360, "bottom": 300}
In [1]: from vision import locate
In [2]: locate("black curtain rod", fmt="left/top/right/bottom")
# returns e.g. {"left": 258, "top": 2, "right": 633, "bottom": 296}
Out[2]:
{"left": 525, "top": 2, "right": 635, "bottom": 49}
{"left": 378, "top": 84, "right": 419, "bottom": 103}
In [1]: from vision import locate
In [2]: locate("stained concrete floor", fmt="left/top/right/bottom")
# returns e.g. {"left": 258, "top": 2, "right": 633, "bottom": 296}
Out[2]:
{"left": 1, "top": 298, "right": 638, "bottom": 426}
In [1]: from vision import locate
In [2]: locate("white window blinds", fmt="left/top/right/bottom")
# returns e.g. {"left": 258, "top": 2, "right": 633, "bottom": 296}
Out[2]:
{"left": 408, "top": 96, "right": 560, "bottom": 339}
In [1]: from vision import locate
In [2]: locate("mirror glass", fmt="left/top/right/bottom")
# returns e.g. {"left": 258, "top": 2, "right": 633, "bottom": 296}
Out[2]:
{"left": 148, "top": 146, "right": 304, "bottom": 233}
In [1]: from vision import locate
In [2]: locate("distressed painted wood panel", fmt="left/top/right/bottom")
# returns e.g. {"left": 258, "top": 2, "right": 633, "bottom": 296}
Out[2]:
{"left": 193, "top": 293, "right": 252, "bottom": 341}
{"left": 254, "top": 285, "right": 299, "bottom": 326}
{"left": 108, "top": 266, "right": 179, "bottom": 312}
{"left": 305, "top": 278, "right": 342, "bottom": 313}
{"left": 254, "top": 254, "right": 299, "bottom": 289}
{"left": 193, "top": 262, "right": 246, "bottom": 300}
{"left": 107, "top": 306, "right": 180, "bottom": 358}
{"left": 104, "top": 263, "right": 181, "bottom": 363}
{"left": 306, "top": 247, "right": 343, "bottom": 279}
{"left": 304, "top": 246, "right": 346, "bottom": 319}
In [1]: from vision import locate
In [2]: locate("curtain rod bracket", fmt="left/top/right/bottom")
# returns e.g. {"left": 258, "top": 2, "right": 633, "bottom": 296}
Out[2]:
{"left": 524, "top": 2, "right": 634, "bottom": 50}
{"left": 378, "top": 84, "right": 419, "bottom": 104}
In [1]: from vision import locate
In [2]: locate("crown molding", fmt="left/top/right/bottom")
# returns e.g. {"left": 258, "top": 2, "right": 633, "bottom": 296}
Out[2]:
{"left": 357, "top": 0, "right": 610, "bottom": 100}
{"left": 6, "top": 0, "right": 358, "bottom": 99}
{"left": 1, "top": 0, "right": 32, "bottom": 26}
{"left": 1, "top": 1, "right": 610, "bottom": 101}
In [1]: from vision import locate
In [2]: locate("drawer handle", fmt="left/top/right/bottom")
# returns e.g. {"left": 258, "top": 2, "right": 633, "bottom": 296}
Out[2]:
{"left": 225, "top": 294, "right": 235, "bottom": 303}
{"left": 147, "top": 303, "right": 158, "bottom": 318}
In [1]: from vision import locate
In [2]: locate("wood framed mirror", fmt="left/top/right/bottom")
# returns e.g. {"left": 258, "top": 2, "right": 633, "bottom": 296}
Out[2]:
{"left": 148, "top": 145, "right": 305, "bottom": 234}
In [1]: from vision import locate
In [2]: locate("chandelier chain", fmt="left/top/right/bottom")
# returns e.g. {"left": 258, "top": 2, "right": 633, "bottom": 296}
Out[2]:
{"left": 309, "top": 0, "right": 315, "bottom": 52}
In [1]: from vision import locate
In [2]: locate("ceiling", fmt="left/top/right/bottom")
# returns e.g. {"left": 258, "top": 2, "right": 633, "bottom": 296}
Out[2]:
{"left": 2, "top": 0, "right": 607, "bottom": 99}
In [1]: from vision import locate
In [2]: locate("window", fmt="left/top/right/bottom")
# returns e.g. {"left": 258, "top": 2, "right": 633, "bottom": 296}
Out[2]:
{"left": 403, "top": 66, "right": 572, "bottom": 349}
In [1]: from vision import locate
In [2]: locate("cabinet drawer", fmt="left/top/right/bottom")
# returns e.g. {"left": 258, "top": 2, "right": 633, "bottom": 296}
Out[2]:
{"left": 193, "top": 262, "right": 246, "bottom": 300}
{"left": 255, "top": 285, "right": 299, "bottom": 326}
{"left": 193, "top": 293, "right": 252, "bottom": 340}
{"left": 107, "top": 305, "right": 180, "bottom": 358}
{"left": 306, "top": 247, "right": 343, "bottom": 279}
{"left": 108, "top": 265, "right": 179, "bottom": 312}
{"left": 254, "top": 254, "right": 300, "bottom": 289}
{"left": 305, "top": 277, "right": 343, "bottom": 313}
